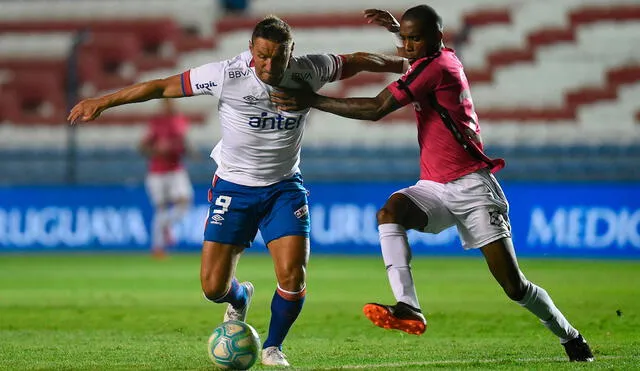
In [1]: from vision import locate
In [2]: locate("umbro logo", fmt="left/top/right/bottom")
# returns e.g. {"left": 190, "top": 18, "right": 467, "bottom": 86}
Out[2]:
{"left": 243, "top": 95, "right": 259, "bottom": 105}
{"left": 210, "top": 214, "right": 224, "bottom": 225}
{"left": 488, "top": 209, "right": 507, "bottom": 228}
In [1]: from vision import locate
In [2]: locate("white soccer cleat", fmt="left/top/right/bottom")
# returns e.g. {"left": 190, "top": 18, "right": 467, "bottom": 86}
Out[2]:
{"left": 261, "top": 346, "right": 290, "bottom": 367}
{"left": 223, "top": 281, "right": 254, "bottom": 322}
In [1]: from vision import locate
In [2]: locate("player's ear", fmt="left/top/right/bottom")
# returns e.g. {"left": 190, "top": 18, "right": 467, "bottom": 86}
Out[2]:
{"left": 249, "top": 39, "right": 253, "bottom": 53}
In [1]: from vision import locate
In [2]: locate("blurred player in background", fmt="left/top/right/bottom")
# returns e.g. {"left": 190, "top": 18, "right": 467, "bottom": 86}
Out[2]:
{"left": 68, "top": 15, "right": 408, "bottom": 367}
{"left": 271, "top": 5, "right": 594, "bottom": 362}
{"left": 139, "top": 98, "right": 194, "bottom": 259}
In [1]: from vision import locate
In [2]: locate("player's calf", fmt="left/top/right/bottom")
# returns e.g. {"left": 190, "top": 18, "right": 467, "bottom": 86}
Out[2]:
{"left": 363, "top": 301, "right": 427, "bottom": 335}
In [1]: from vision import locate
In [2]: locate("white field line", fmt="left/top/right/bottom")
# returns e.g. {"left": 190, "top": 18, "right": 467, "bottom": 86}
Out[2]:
{"left": 296, "top": 355, "right": 638, "bottom": 370}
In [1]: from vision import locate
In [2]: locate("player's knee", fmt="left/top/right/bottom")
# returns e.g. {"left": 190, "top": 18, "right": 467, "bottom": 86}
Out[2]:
{"left": 376, "top": 207, "right": 399, "bottom": 225}
{"left": 277, "top": 266, "right": 305, "bottom": 292}
{"left": 503, "top": 279, "right": 528, "bottom": 301}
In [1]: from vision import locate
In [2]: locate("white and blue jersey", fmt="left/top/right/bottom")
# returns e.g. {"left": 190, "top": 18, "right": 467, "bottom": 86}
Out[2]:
{"left": 181, "top": 50, "right": 344, "bottom": 246}
{"left": 181, "top": 50, "right": 344, "bottom": 187}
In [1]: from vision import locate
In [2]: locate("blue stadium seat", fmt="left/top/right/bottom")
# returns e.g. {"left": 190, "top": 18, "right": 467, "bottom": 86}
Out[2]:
{"left": 1, "top": 142, "right": 638, "bottom": 184}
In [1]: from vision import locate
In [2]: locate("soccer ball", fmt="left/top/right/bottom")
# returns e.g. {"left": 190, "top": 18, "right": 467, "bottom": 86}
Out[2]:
{"left": 207, "top": 320, "right": 261, "bottom": 370}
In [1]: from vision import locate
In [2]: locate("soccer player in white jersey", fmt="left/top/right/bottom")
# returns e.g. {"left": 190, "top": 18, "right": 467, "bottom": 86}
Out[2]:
{"left": 271, "top": 6, "right": 594, "bottom": 362}
{"left": 68, "top": 15, "right": 408, "bottom": 367}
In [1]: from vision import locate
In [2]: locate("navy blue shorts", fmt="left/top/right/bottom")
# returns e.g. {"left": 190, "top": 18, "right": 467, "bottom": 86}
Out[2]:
{"left": 204, "top": 174, "right": 310, "bottom": 247}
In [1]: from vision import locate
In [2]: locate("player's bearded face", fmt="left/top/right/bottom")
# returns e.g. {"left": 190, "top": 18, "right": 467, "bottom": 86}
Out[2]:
{"left": 250, "top": 37, "right": 293, "bottom": 86}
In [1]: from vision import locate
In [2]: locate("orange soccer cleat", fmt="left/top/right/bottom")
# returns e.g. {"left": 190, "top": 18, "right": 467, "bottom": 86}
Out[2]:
{"left": 363, "top": 302, "right": 427, "bottom": 335}
{"left": 152, "top": 247, "right": 167, "bottom": 260}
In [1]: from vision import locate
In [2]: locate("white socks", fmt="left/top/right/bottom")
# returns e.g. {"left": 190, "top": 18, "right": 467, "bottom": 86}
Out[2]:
{"left": 379, "top": 223, "right": 421, "bottom": 310}
{"left": 518, "top": 281, "right": 579, "bottom": 343}
{"left": 169, "top": 202, "right": 190, "bottom": 224}
{"left": 151, "top": 203, "right": 190, "bottom": 249}
{"left": 380, "top": 223, "right": 578, "bottom": 343}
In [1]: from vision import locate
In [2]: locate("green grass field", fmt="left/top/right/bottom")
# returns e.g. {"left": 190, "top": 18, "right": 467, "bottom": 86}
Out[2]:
{"left": 1, "top": 254, "right": 639, "bottom": 370}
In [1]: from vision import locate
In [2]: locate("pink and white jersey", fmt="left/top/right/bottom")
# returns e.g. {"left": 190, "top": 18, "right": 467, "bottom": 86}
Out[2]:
{"left": 181, "top": 51, "right": 344, "bottom": 186}
{"left": 143, "top": 114, "right": 189, "bottom": 174}
{"left": 387, "top": 48, "right": 504, "bottom": 184}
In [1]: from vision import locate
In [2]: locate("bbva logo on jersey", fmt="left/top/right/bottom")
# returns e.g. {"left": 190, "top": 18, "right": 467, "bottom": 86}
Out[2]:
{"left": 229, "top": 69, "right": 251, "bottom": 79}
{"left": 291, "top": 72, "right": 312, "bottom": 81}
{"left": 248, "top": 112, "right": 303, "bottom": 130}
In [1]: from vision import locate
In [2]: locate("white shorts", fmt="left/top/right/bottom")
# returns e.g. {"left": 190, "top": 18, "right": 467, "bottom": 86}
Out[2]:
{"left": 396, "top": 168, "right": 511, "bottom": 249}
{"left": 145, "top": 168, "right": 194, "bottom": 207}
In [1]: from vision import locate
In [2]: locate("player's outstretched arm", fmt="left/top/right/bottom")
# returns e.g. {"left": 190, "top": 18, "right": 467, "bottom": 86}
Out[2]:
{"left": 67, "top": 74, "right": 183, "bottom": 124}
{"left": 272, "top": 86, "right": 402, "bottom": 122}
{"left": 340, "top": 52, "right": 408, "bottom": 80}
{"left": 311, "top": 88, "right": 402, "bottom": 121}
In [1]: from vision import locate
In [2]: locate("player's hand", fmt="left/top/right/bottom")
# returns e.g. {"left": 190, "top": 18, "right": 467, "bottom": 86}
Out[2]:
{"left": 67, "top": 98, "right": 107, "bottom": 124}
{"left": 364, "top": 9, "right": 400, "bottom": 33}
{"left": 270, "top": 75, "right": 316, "bottom": 112}
{"left": 270, "top": 88, "right": 315, "bottom": 112}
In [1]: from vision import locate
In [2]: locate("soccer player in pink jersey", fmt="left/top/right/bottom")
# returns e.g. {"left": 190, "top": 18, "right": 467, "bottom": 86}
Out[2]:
{"left": 271, "top": 5, "right": 594, "bottom": 362}
{"left": 139, "top": 98, "right": 194, "bottom": 259}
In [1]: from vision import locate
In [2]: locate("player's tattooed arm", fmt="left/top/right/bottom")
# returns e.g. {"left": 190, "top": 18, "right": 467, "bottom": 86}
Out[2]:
{"left": 272, "top": 86, "right": 402, "bottom": 121}
{"left": 340, "top": 52, "right": 407, "bottom": 79}
{"left": 67, "top": 74, "right": 183, "bottom": 124}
